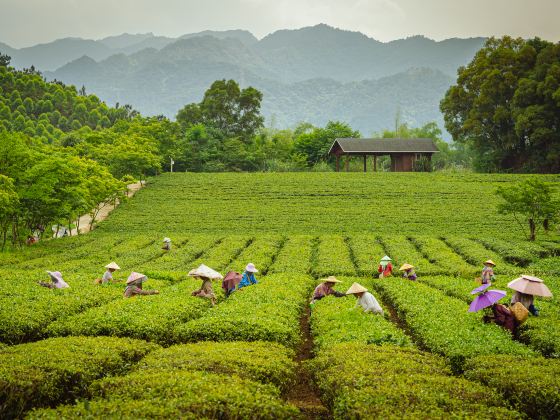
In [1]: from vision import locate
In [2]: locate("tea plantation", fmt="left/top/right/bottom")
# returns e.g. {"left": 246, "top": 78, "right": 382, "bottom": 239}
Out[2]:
{"left": 1, "top": 172, "right": 559, "bottom": 419}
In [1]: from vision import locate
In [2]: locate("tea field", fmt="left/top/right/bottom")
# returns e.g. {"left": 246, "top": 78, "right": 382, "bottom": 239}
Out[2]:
{"left": 1, "top": 172, "right": 560, "bottom": 419}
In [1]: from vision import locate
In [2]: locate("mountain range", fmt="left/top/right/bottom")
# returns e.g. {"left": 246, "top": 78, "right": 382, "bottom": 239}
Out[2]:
{"left": 0, "top": 25, "right": 486, "bottom": 136}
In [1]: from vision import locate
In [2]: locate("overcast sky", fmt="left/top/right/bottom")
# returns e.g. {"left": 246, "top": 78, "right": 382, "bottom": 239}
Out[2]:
{"left": 1, "top": 0, "right": 559, "bottom": 48}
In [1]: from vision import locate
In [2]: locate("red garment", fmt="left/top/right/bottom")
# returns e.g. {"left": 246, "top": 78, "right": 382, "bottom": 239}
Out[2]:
{"left": 492, "top": 304, "right": 517, "bottom": 333}
{"left": 377, "top": 263, "right": 393, "bottom": 277}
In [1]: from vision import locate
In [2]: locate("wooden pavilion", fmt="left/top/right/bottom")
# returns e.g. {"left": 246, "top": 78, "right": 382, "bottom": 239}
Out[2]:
{"left": 329, "top": 138, "right": 439, "bottom": 172}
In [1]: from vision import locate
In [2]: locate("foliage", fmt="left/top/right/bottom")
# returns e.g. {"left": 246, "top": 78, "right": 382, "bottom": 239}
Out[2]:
{"left": 309, "top": 343, "right": 521, "bottom": 419}
{"left": 173, "top": 274, "right": 313, "bottom": 348}
{"left": 373, "top": 278, "right": 535, "bottom": 372}
{"left": 464, "top": 355, "right": 560, "bottom": 419}
{"left": 441, "top": 36, "right": 560, "bottom": 173}
{"left": 0, "top": 336, "right": 159, "bottom": 419}
{"left": 347, "top": 235, "right": 386, "bottom": 276}
{"left": 313, "top": 235, "right": 355, "bottom": 276}
{"left": 496, "top": 177, "right": 559, "bottom": 240}
{"left": 29, "top": 371, "right": 300, "bottom": 419}
{"left": 136, "top": 341, "right": 296, "bottom": 394}
{"left": 410, "top": 235, "right": 476, "bottom": 276}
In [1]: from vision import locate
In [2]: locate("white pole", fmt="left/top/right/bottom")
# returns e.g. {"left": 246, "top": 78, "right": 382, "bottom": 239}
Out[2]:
{"left": 170, "top": 157, "right": 174, "bottom": 173}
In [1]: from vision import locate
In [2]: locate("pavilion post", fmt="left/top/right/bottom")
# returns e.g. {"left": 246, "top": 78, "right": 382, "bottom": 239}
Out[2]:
{"left": 336, "top": 155, "right": 340, "bottom": 172}
{"left": 363, "top": 155, "right": 367, "bottom": 172}
{"left": 374, "top": 155, "right": 377, "bottom": 172}
{"left": 345, "top": 155, "right": 349, "bottom": 172}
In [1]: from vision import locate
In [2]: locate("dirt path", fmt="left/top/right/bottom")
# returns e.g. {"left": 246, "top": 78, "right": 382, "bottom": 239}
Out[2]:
{"left": 71, "top": 182, "right": 143, "bottom": 235}
{"left": 286, "top": 306, "right": 330, "bottom": 419}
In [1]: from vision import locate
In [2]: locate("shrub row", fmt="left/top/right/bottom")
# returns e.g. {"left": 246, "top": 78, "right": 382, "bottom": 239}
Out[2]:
{"left": 312, "top": 235, "right": 355, "bottom": 277}
{"left": 229, "top": 235, "right": 285, "bottom": 274}
{"left": 268, "top": 235, "right": 314, "bottom": 273}
{"left": 46, "top": 279, "right": 211, "bottom": 345}
{"left": 188, "top": 235, "right": 252, "bottom": 272}
{"left": 28, "top": 371, "right": 300, "bottom": 419}
{"left": 410, "top": 236, "right": 476, "bottom": 276}
{"left": 309, "top": 343, "right": 522, "bottom": 419}
{"left": 310, "top": 277, "right": 410, "bottom": 351}
{"left": 0, "top": 336, "right": 159, "bottom": 419}
{"left": 378, "top": 235, "right": 433, "bottom": 275}
{"left": 477, "top": 237, "right": 546, "bottom": 266}
{"left": 373, "top": 278, "right": 535, "bottom": 372}
{"left": 347, "top": 235, "right": 386, "bottom": 276}
{"left": 464, "top": 355, "right": 560, "bottom": 419}
{"left": 135, "top": 341, "right": 297, "bottom": 394}
{"left": 174, "top": 274, "right": 313, "bottom": 348}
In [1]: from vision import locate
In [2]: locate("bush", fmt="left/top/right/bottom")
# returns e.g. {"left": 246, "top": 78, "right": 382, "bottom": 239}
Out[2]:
{"left": 28, "top": 371, "right": 300, "bottom": 419}
{"left": 311, "top": 277, "right": 410, "bottom": 351}
{"left": 309, "top": 343, "right": 521, "bottom": 419}
{"left": 268, "top": 236, "right": 314, "bottom": 273}
{"left": 173, "top": 274, "right": 313, "bottom": 348}
{"left": 46, "top": 280, "right": 211, "bottom": 345}
{"left": 347, "top": 235, "right": 386, "bottom": 276}
{"left": 410, "top": 236, "right": 476, "bottom": 276}
{"left": 136, "top": 341, "right": 297, "bottom": 394}
{"left": 378, "top": 235, "right": 433, "bottom": 275}
{"left": 464, "top": 355, "right": 560, "bottom": 419}
{"left": 373, "top": 278, "right": 535, "bottom": 372}
{"left": 313, "top": 235, "right": 355, "bottom": 277}
{"left": 0, "top": 336, "right": 159, "bottom": 419}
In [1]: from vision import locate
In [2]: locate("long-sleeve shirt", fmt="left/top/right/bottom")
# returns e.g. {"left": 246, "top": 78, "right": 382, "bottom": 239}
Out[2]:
{"left": 312, "top": 283, "right": 344, "bottom": 301}
{"left": 356, "top": 292, "right": 384, "bottom": 315}
{"left": 378, "top": 263, "right": 393, "bottom": 277}
{"left": 237, "top": 272, "right": 257, "bottom": 289}
{"left": 402, "top": 270, "right": 417, "bottom": 281}
{"left": 481, "top": 266, "right": 495, "bottom": 284}
{"left": 123, "top": 285, "right": 158, "bottom": 298}
{"left": 102, "top": 270, "right": 113, "bottom": 284}
{"left": 511, "top": 291, "right": 534, "bottom": 309}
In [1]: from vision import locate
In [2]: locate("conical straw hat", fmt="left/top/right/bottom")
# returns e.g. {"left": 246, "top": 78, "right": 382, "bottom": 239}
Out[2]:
{"left": 188, "top": 264, "right": 223, "bottom": 280}
{"left": 380, "top": 255, "right": 392, "bottom": 262}
{"left": 321, "top": 276, "right": 342, "bottom": 284}
{"left": 507, "top": 275, "right": 552, "bottom": 297}
{"left": 105, "top": 262, "right": 120, "bottom": 270}
{"left": 484, "top": 260, "right": 496, "bottom": 266}
{"left": 346, "top": 282, "right": 368, "bottom": 295}
{"left": 399, "top": 263, "right": 414, "bottom": 271}
{"left": 163, "top": 237, "right": 171, "bottom": 243}
{"left": 127, "top": 272, "right": 147, "bottom": 284}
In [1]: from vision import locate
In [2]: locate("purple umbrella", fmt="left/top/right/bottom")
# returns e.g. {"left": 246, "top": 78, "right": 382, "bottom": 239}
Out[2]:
{"left": 469, "top": 289, "right": 507, "bottom": 312}
{"left": 471, "top": 283, "right": 491, "bottom": 295}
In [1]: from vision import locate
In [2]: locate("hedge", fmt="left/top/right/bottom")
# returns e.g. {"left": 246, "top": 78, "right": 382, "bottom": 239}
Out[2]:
{"left": 464, "top": 355, "right": 560, "bottom": 419}
{"left": 309, "top": 343, "right": 522, "bottom": 419}
{"left": 28, "top": 371, "right": 300, "bottom": 419}
{"left": 268, "top": 235, "right": 314, "bottom": 274}
{"left": 373, "top": 278, "right": 535, "bottom": 372}
{"left": 0, "top": 336, "right": 159, "bottom": 419}
{"left": 173, "top": 274, "right": 313, "bottom": 348}
{"left": 136, "top": 341, "right": 297, "bottom": 394}
{"left": 46, "top": 280, "right": 211, "bottom": 345}
{"left": 311, "top": 277, "right": 411, "bottom": 351}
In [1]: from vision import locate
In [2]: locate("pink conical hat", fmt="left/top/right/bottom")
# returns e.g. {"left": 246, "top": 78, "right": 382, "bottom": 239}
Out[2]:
{"left": 127, "top": 272, "right": 147, "bottom": 284}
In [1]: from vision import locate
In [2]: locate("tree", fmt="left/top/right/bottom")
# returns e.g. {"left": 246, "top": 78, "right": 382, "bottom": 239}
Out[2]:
{"left": 176, "top": 79, "right": 264, "bottom": 141}
{"left": 496, "top": 178, "right": 559, "bottom": 241}
{"left": 441, "top": 36, "right": 560, "bottom": 173}
{"left": 0, "top": 175, "right": 19, "bottom": 249}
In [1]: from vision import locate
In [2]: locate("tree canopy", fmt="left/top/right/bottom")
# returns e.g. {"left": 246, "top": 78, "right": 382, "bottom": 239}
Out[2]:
{"left": 441, "top": 36, "right": 560, "bottom": 173}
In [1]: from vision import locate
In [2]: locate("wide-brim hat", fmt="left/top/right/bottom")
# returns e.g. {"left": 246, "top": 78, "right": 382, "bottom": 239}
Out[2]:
{"left": 346, "top": 282, "right": 368, "bottom": 295}
{"left": 188, "top": 264, "right": 223, "bottom": 280}
{"left": 380, "top": 255, "right": 392, "bottom": 262}
{"left": 321, "top": 276, "right": 342, "bottom": 284}
{"left": 105, "top": 262, "right": 120, "bottom": 270}
{"left": 245, "top": 263, "right": 259, "bottom": 273}
{"left": 399, "top": 263, "right": 414, "bottom": 271}
{"left": 127, "top": 272, "right": 147, "bottom": 284}
{"left": 484, "top": 260, "right": 496, "bottom": 266}
{"left": 47, "top": 270, "right": 63, "bottom": 283}
{"left": 507, "top": 275, "right": 552, "bottom": 297}
{"left": 163, "top": 237, "right": 171, "bottom": 243}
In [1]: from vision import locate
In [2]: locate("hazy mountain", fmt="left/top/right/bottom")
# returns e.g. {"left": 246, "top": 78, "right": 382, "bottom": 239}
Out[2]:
{"left": 3, "top": 24, "right": 486, "bottom": 135}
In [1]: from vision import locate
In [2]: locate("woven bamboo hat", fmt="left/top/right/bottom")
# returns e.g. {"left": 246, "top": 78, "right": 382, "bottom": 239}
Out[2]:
{"left": 127, "top": 272, "right": 147, "bottom": 284}
{"left": 322, "top": 276, "right": 342, "bottom": 284}
{"left": 163, "top": 237, "right": 171, "bottom": 243}
{"left": 380, "top": 255, "right": 392, "bottom": 262}
{"left": 484, "top": 260, "right": 496, "bottom": 266}
{"left": 507, "top": 275, "right": 552, "bottom": 297}
{"left": 399, "top": 263, "right": 414, "bottom": 271}
{"left": 105, "top": 262, "right": 120, "bottom": 270}
{"left": 346, "top": 282, "right": 368, "bottom": 295}
{"left": 188, "top": 264, "right": 223, "bottom": 280}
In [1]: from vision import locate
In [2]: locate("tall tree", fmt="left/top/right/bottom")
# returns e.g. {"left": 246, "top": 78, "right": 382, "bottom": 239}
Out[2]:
{"left": 441, "top": 36, "right": 560, "bottom": 173}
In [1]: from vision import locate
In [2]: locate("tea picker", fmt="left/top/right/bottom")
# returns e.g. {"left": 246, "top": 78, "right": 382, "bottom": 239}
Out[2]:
{"left": 399, "top": 263, "right": 417, "bottom": 281}
{"left": 311, "top": 276, "right": 345, "bottom": 305}
{"left": 509, "top": 275, "right": 553, "bottom": 316}
{"left": 190, "top": 264, "right": 223, "bottom": 306}
{"left": 123, "top": 272, "right": 159, "bottom": 298}
{"left": 38, "top": 271, "right": 70, "bottom": 289}
{"left": 480, "top": 260, "right": 496, "bottom": 285}
{"left": 97, "top": 262, "right": 120, "bottom": 284}
{"left": 162, "top": 237, "right": 172, "bottom": 251}
{"left": 237, "top": 263, "right": 259, "bottom": 290}
{"left": 346, "top": 282, "right": 384, "bottom": 315}
{"left": 377, "top": 255, "right": 393, "bottom": 278}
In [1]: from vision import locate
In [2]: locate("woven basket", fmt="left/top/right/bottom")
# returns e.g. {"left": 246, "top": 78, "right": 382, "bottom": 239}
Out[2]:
{"left": 511, "top": 302, "right": 529, "bottom": 324}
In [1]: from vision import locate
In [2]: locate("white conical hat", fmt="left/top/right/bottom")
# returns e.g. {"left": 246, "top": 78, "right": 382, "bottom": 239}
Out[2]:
{"left": 163, "top": 237, "right": 171, "bottom": 242}
{"left": 105, "top": 262, "right": 120, "bottom": 270}
{"left": 188, "top": 264, "right": 223, "bottom": 280}
{"left": 380, "top": 255, "right": 392, "bottom": 262}
{"left": 346, "top": 282, "right": 368, "bottom": 295}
